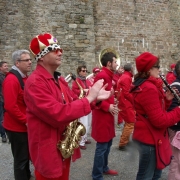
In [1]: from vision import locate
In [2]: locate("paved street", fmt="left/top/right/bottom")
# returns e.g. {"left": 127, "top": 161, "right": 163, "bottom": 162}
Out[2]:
{"left": 0, "top": 127, "right": 168, "bottom": 180}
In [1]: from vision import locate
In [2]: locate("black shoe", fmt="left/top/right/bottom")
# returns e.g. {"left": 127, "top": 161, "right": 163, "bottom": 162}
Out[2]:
{"left": 2, "top": 136, "right": 7, "bottom": 143}
{"left": 118, "top": 146, "right": 126, "bottom": 151}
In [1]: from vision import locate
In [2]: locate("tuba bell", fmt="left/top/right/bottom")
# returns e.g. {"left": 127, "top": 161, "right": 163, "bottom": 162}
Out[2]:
{"left": 99, "top": 48, "right": 121, "bottom": 69}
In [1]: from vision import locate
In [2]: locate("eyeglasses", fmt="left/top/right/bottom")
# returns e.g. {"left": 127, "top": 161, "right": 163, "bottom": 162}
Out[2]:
{"left": 51, "top": 49, "right": 63, "bottom": 54}
{"left": 81, "top": 70, "right": 87, "bottom": 72}
{"left": 153, "top": 65, "right": 160, "bottom": 69}
{"left": 18, "top": 59, "right": 32, "bottom": 62}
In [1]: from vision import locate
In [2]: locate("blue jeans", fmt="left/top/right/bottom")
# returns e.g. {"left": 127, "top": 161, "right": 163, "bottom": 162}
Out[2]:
{"left": 0, "top": 101, "right": 6, "bottom": 138}
{"left": 92, "top": 139, "right": 112, "bottom": 180}
{"left": 135, "top": 141, "right": 162, "bottom": 180}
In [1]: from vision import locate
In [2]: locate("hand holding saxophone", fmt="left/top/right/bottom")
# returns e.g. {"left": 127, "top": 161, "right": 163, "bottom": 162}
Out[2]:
{"left": 86, "top": 79, "right": 112, "bottom": 103}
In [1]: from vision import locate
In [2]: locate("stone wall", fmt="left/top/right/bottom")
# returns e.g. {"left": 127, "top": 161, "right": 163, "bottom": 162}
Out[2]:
{"left": 0, "top": 0, "right": 180, "bottom": 76}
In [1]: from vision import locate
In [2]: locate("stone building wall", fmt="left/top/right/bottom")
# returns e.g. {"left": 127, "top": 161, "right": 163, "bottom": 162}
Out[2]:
{"left": 0, "top": 0, "right": 180, "bottom": 76}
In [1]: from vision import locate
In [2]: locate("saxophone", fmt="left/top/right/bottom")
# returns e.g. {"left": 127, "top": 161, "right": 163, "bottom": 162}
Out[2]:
{"left": 57, "top": 74, "right": 86, "bottom": 159}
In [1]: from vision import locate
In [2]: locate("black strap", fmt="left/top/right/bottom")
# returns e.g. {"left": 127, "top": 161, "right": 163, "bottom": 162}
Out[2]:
{"left": 9, "top": 69, "right": 24, "bottom": 90}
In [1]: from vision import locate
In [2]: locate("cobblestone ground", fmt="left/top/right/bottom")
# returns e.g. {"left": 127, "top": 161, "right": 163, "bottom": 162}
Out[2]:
{"left": 0, "top": 127, "right": 168, "bottom": 180}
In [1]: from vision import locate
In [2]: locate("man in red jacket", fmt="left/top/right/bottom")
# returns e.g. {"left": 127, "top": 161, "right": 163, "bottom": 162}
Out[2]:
{"left": 91, "top": 52, "right": 119, "bottom": 180}
{"left": 3, "top": 50, "right": 32, "bottom": 180}
{"left": 24, "top": 33, "right": 112, "bottom": 180}
{"left": 116, "top": 63, "right": 135, "bottom": 150}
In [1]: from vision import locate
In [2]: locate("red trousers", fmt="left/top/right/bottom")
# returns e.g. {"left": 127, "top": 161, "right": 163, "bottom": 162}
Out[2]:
{"left": 35, "top": 158, "right": 71, "bottom": 180}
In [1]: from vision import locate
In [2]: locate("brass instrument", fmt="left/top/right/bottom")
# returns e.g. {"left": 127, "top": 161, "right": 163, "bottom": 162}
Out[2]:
{"left": 86, "top": 48, "right": 121, "bottom": 80}
{"left": 57, "top": 74, "right": 86, "bottom": 159}
{"left": 99, "top": 48, "right": 121, "bottom": 68}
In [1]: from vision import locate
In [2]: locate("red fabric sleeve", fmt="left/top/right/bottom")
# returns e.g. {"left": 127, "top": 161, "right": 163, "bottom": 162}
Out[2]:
{"left": 3, "top": 76, "right": 26, "bottom": 124}
{"left": 137, "top": 85, "right": 180, "bottom": 129}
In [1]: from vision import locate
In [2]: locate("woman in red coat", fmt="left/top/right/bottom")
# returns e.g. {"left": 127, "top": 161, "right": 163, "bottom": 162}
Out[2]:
{"left": 131, "top": 52, "right": 180, "bottom": 180}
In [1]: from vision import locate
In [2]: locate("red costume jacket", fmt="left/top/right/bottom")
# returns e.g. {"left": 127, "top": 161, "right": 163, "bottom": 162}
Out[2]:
{"left": 166, "top": 71, "right": 176, "bottom": 84}
{"left": 71, "top": 77, "right": 91, "bottom": 97}
{"left": 3, "top": 73, "right": 28, "bottom": 132}
{"left": 91, "top": 67, "right": 115, "bottom": 142}
{"left": 24, "top": 65, "right": 92, "bottom": 178}
{"left": 132, "top": 76, "right": 180, "bottom": 145}
{"left": 117, "top": 71, "right": 135, "bottom": 123}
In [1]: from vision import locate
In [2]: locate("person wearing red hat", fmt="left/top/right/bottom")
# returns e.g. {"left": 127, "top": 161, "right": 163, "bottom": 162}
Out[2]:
{"left": 24, "top": 33, "right": 112, "bottom": 180}
{"left": 166, "top": 63, "right": 176, "bottom": 84}
{"left": 131, "top": 52, "right": 180, "bottom": 180}
{"left": 87, "top": 67, "right": 101, "bottom": 85}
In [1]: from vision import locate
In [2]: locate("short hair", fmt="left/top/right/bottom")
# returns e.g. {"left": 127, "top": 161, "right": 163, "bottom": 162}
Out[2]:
{"left": 124, "top": 63, "right": 132, "bottom": 71}
{"left": 77, "top": 65, "right": 87, "bottom": 75}
{"left": 175, "top": 60, "right": 180, "bottom": 76}
{"left": 0, "top": 61, "right": 7, "bottom": 67}
{"left": 12, "top": 50, "right": 30, "bottom": 65}
{"left": 101, "top": 52, "right": 116, "bottom": 67}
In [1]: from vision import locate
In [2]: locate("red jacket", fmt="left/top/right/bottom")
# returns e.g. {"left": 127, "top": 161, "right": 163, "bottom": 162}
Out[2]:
{"left": 117, "top": 71, "right": 135, "bottom": 123}
{"left": 71, "top": 77, "right": 91, "bottom": 97}
{"left": 132, "top": 76, "right": 180, "bottom": 145}
{"left": 112, "top": 72, "right": 122, "bottom": 91}
{"left": 91, "top": 67, "right": 115, "bottom": 142}
{"left": 24, "top": 65, "right": 91, "bottom": 178}
{"left": 3, "top": 72, "right": 28, "bottom": 132}
{"left": 166, "top": 72, "right": 176, "bottom": 84}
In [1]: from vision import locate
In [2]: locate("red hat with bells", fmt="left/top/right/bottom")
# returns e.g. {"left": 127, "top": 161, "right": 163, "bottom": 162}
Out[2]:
{"left": 29, "top": 33, "right": 62, "bottom": 61}
{"left": 135, "top": 52, "right": 158, "bottom": 72}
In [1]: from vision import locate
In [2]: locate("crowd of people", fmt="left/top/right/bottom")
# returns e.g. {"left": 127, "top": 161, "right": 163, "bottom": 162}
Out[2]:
{"left": 0, "top": 32, "right": 180, "bottom": 180}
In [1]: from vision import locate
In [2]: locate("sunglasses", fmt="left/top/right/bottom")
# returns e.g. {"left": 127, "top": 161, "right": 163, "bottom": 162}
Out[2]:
{"left": 153, "top": 65, "right": 160, "bottom": 69}
{"left": 81, "top": 70, "right": 87, "bottom": 72}
{"left": 51, "top": 49, "right": 63, "bottom": 54}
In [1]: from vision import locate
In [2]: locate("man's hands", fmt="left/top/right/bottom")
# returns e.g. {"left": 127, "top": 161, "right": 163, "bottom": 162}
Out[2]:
{"left": 109, "top": 104, "right": 120, "bottom": 116}
{"left": 86, "top": 79, "right": 112, "bottom": 103}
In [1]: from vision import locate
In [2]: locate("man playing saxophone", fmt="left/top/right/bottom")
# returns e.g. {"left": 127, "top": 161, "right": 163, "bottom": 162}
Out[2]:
{"left": 24, "top": 33, "right": 112, "bottom": 180}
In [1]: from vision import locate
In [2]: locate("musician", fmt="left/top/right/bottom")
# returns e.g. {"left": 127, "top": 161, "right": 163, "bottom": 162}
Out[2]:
{"left": 117, "top": 63, "right": 135, "bottom": 151}
{"left": 24, "top": 33, "right": 112, "bottom": 180}
{"left": 72, "top": 65, "right": 92, "bottom": 150}
{"left": 166, "top": 63, "right": 176, "bottom": 84}
{"left": 91, "top": 52, "right": 119, "bottom": 180}
{"left": 113, "top": 66, "right": 124, "bottom": 128}
{"left": 131, "top": 52, "right": 180, "bottom": 180}
{"left": 87, "top": 67, "right": 101, "bottom": 85}
{"left": 167, "top": 60, "right": 180, "bottom": 180}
